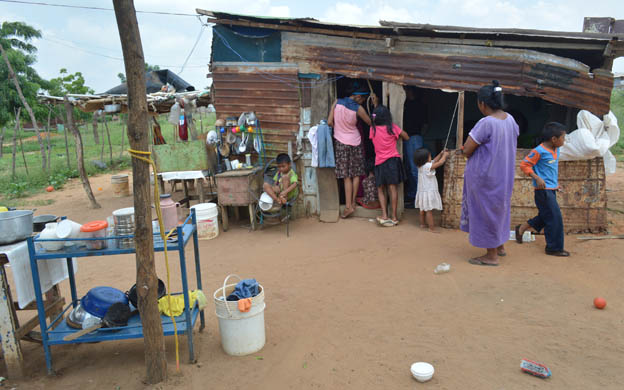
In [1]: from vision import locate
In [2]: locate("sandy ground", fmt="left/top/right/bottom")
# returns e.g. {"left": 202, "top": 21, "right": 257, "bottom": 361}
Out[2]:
{"left": 2, "top": 165, "right": 624, "bottom": 390}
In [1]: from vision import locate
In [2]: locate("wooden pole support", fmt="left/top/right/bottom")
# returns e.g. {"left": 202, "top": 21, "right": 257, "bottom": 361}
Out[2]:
{"left": 456, "top": 91, "right": 465, "bottom": 148}
{"left": 113, "top": 0, "right": 167, "bottom": 384}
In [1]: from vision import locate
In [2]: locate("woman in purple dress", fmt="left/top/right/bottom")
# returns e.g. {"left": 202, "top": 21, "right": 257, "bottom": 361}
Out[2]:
{"left": 461, "top": 80, "right": 519, "bottom": 266}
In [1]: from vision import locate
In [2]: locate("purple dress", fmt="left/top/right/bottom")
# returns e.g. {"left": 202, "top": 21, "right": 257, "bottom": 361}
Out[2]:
{"left": 460, "top": 115, "right": 518, "bottom": 248}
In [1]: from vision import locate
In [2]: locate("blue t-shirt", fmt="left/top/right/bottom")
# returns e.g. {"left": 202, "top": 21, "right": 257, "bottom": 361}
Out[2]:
{"left": 520, "top": 144, "right": 560, "bottom": 189}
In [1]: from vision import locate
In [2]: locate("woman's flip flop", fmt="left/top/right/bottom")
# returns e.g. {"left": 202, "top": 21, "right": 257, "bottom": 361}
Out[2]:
{"left": 468, "top": 258, "right": 499, "bottom": 266}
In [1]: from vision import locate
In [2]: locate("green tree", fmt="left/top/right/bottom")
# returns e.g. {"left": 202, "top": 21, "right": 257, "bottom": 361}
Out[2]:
{"left": 0, "top": 21, "right": 48, "bottom": 170}
{"left": 47, "top": 68, "right": 94, "bottom": 123}
{"left": 117, "top": 62, "right": 160, "bottom": 83}
{"left": 0, "top": 21, "right": 47, "bottom": 128}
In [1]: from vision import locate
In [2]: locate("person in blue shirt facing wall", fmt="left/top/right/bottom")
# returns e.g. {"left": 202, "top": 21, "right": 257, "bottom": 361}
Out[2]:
{"left": 517, "top": 122, "right": 569, "bottom": 257}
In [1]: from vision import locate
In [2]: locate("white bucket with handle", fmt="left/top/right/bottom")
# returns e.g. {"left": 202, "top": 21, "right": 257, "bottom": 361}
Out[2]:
{"left": 213, "top": 274, "right": 266, "bottom": 356}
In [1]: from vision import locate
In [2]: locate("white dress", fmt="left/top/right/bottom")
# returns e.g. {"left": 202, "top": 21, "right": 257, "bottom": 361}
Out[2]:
{"left": 415, "top": 162, "right": 443, "bottom": 211}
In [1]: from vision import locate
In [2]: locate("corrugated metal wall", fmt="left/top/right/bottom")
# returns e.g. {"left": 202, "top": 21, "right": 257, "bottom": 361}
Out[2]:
{"left": 441, "top": 151, "right": 607, "bottom": 233}
{"left": 211, "top": 64, "right": 301, "bottom": 158}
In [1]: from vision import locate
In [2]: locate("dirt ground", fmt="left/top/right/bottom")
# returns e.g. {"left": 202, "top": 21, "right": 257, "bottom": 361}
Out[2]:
{"left": 3, "top": 163, "right": 624, "bottom": 390}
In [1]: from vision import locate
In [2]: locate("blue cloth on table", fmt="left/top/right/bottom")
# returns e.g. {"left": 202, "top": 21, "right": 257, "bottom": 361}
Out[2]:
{"left": 226, "top": 279, "right": 259, "bottom": 301}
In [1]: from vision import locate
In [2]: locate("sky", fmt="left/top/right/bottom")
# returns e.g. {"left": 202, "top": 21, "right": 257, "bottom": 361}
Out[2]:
{"left": 1, "top": 0, "right": 623, "bottom": 93}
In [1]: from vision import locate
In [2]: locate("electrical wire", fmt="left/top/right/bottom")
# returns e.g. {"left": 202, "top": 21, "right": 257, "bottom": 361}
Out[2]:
{"left": 179, "top": 21, "right": 206, "bottom": 75}
{"left": 0, "top": 0, "right": 196, "bottom": 16}
{"left": 40, "top": 37, "right": 208, "bottom": 69}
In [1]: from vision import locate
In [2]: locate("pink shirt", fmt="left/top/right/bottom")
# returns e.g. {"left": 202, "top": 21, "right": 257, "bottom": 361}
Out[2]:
{"left": 333, "top": 101, "right": 361, "bottom": 146}
{"left": 370, "top": 124, "right": 402, "bottom": 166}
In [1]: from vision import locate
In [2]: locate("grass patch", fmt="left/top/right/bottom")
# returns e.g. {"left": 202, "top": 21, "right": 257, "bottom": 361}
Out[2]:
{"left": 611, "top": 89, "right": 624, "bottom": 159}
{"left": 0, "top": 112, "right": 216, "bottom": 202}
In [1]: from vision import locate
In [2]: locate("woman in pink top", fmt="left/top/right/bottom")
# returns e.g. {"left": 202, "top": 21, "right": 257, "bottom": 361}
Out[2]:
{"left": 328, "top": 82, "right": 378, "bottom": 218}
{"left": 370, "top": 105, "right": 409, "bottom": 226}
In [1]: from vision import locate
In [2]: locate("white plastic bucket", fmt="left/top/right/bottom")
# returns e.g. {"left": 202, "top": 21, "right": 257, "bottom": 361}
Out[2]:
{"left": 213, "top": 274, "right": 266, "bottom": 356}
{"left": 191, "top": 203, "right": 219, "bottom": 240}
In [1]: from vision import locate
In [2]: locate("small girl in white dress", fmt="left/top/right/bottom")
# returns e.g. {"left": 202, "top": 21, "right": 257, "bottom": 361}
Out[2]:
{"left": 414, "top": 148, "right": 449, "bottom": 232}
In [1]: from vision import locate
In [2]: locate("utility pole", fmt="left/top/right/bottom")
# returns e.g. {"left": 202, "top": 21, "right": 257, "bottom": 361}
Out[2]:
{"left": 113, "top": 0, "right": 167, "bottom": 384}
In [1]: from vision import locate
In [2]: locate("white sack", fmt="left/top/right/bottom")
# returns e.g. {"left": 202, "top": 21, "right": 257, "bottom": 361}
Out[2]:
{"left": 559, "top": 110, "right": 620, "bottom": 174}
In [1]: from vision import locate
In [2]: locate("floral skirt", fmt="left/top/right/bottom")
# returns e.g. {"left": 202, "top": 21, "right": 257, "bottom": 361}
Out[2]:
{"left": 334, "top": 140, "right": 365, "bottom": 179}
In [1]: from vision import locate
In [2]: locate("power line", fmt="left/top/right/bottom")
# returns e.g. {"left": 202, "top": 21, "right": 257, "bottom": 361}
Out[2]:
{"left": 0, "top": 0, "right": 197, "bottom": 16}
{"left": 179, "top": 23, "right": 206, "bottom": 75}
{"left": 41, "top": 36, "right": 208, "bottom": 69}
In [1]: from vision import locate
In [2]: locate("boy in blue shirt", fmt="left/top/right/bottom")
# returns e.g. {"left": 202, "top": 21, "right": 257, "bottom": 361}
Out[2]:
{"left": 517, "top": 122, "right": 569, "bottom": 257}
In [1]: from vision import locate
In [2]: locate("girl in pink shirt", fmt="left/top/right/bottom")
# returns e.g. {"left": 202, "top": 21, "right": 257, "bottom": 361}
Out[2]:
{"left": 369, "top": 105, "right": 409, "bottom": 226}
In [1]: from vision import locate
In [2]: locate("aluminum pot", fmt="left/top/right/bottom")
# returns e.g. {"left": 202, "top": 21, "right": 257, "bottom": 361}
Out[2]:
{"left": 33, "top": 214, "right": 58, "bottom": 232}
{"left": 0, "top": 210, "right": 33, "bottom": 245}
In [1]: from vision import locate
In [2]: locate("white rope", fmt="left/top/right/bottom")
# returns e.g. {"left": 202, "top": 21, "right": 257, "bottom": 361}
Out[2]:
{"left": 443, "top": 94, "right": 460, "bottom": 150}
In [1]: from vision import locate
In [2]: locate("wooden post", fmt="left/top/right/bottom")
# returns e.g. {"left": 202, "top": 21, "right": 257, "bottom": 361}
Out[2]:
{"left": 120, "top": 117, "right": 126, "bottom": 158}
{"left": 113, "top": 0, "right": 167, "bottom": 384}
{"left": 0, "top": 42, "right": 47, "bottom": 172}
{"left": 61, "top": 109, "right": 71, "bottom": 169}
{"left": 0, "top": 126, "right": 5, "bottom": 158}
{"left": 46, "top": 107, "right": 52, "bottom": 171}
{"left": 64, "top": 97, "right": 101, "bottom": 209}
{"left": 456, "top": 91, "right": 465, "bottom": 148}
{"left": 11, "top": 108, "right": 20, "bottom": 179}
{"left": 17, "top": 119, "right": 28, "bottom": 175}
{"left": 92, "top": 111, "right": 100, "bottom": 145}
{"left": 0, "top": 264, "right": 24, "bottom": 378}
{"left": 100, "top": 117, "right": 107, "bottom": 162}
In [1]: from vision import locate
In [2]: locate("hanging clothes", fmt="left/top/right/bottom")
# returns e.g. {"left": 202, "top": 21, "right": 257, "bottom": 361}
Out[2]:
{"left": 308, "top": 125, "right": 319, "bottom": 167}
{"left": 316, "top": 120, "right": 335, "bottom": 168}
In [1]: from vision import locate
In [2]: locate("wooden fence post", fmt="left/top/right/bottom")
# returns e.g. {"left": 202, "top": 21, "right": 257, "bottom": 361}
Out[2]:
{"left": 113, "top": 0, "right": 167, "bottom": 384}
{"left": 64, "top": 97, "right": 100, "bottom": 209}
{"left": 456, "top": 91, "right": 465, "bottom": 148}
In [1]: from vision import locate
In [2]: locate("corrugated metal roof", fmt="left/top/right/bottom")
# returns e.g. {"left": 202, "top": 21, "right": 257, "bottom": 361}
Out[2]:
{"left": 282, "top": 32, "right": 613, "bottom": 115}
{"left": 197, "top": 9, "right": 624, "bottom": 47}
{"left": 211, "top": 64, "right": 300, "bottom": 157}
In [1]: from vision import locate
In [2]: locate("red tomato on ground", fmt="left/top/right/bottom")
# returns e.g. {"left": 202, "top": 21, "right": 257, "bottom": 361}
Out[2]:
{"left": 594, "top": 297, "right": 607, "bottom": 309}
{"left": 46, "top": 186, "right": 54, "bottom": 192}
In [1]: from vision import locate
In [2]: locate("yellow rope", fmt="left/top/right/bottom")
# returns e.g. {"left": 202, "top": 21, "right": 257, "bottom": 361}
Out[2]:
{"left": 127, "top": 148, "right": 180, "bottom": 372}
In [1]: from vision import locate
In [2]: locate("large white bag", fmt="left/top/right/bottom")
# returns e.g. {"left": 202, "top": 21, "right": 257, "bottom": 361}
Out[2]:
{"left": 559, "top": 110, "right": 620, "bottom": 174}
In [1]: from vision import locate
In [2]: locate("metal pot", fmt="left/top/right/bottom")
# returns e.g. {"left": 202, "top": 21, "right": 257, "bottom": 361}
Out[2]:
{"left": 0, "top": 210, "right": 33, "bottom": 245}
{"left": 127, "top": 279, "right": 166, "bottom": 308}
{"left": 33, "top": 214, "right": 58, "bottom": 232}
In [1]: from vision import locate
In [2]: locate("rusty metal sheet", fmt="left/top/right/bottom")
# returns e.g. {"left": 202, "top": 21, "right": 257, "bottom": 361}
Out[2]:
{"left": 441, "top": 150, "right": 607, "bottom": 234}
{"left": 282, "top": 33, "right": 613, "bottom": 116}
{"left": 211, "top": 65, "right": 300, "bottom": 157}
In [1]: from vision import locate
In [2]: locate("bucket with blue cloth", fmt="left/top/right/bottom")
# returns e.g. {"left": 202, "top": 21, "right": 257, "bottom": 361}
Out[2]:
{"left": 213, "top": 274, "right": 265, "bottom": 356}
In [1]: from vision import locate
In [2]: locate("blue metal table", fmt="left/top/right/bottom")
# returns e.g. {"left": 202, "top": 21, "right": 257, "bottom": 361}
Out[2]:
{"left": 26, "top": 210, "right": 205, "bottom": 375}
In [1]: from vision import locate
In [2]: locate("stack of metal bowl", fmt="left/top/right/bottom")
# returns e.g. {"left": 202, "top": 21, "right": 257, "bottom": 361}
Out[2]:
{"left": 113, "top": 207, "right": 135, "bottom": 249}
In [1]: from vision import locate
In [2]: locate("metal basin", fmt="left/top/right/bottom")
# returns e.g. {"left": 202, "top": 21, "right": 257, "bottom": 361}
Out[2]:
{"left": 0, "top": 210, "right": 33, "bottom": 245}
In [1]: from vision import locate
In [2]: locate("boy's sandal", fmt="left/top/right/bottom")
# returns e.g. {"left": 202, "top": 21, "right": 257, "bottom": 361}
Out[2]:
{"left": 515, "top": 225, "right": 523, "bottom": 244}
{"left": 545, "top": 249, "right": 570, "bottom": 257}
{"left": 341, "top": 207, "right": 354, "bottom": 219}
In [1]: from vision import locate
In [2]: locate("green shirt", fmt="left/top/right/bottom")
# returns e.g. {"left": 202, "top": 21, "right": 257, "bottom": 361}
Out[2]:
{"left": 273, "top": 169, "right": 298, "bottom": 200}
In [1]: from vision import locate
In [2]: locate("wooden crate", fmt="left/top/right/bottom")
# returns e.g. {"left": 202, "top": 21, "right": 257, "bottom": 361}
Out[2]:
{"left": 215, "top": 167, "right": 263, "bottom": 206}
{"left": 441, "top": 150, "right": 607, "bottom": 233}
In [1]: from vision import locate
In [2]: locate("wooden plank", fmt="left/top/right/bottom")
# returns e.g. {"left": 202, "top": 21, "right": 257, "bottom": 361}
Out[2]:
{"left": 317, "top": 168, "right": 339, "bottom": 222}
{"left": 15, "top": 297, "right": 65, "bottom": 340}
{"left": 456, "top": 91, "right": 465, "bottom": 148}
{"left": 0, "top": 266, "right": 24, "bottom": 378}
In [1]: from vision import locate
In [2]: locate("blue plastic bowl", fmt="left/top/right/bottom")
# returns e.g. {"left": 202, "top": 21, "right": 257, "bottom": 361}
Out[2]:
{"left": 81, "top": 286, "right": 128, "bottom": 318}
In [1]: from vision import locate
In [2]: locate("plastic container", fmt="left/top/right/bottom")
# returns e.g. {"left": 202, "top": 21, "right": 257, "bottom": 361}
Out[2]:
{"left": 80, "top": 220, "right": 108, "bottom": 250}
{"left": 159, "top": 194, "right": 179, "bottom": 232}
{"left": 410, "top": 362, "right": 434, "bottom": 382}
{"left": 111, "top": 174, "right": 130, "bottom": 197}
{"left": 259, "top": 192, "right": 274, "bottom": 211}
{"left": 56, "top": 219, "right": 83, "bottom": 247}
{"left": 39, "top": 222, "right": 64, "bottom": 251}
{"left": 191, "top": 203, "right": 219, "bottom": 240}
{"left": 213, "top": 275, "right": 265, "bottom": 356}
{"left": 434, "top": 262, "right": 451, "bottom": 274}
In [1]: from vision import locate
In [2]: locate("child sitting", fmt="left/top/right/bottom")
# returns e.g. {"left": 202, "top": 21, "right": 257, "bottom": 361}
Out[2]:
{"left": 413, "top": 148, "right": 449, "bottom": 232}
{"left": 263, "top": 153, "right": 298, "bottom": 206}
{"left": 517, "top": 122, "right": 569, "bottom": 256}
